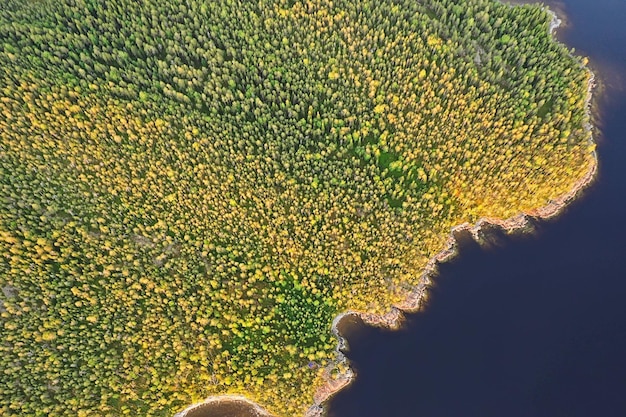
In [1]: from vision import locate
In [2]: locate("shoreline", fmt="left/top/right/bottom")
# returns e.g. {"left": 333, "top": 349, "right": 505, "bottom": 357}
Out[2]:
{"left": 175, "top": 4, "right": 598, "bottom": 417}
{"left": 173, "top": 395, "right": 272, "bottom": 417}
{"left": 306, "top": 5, "right": 599, "bottom": 415}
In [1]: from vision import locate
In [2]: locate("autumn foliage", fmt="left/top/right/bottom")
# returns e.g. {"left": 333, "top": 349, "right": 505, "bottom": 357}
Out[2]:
{"left": 0, "top": 0, "right": 593, "bottom": 415}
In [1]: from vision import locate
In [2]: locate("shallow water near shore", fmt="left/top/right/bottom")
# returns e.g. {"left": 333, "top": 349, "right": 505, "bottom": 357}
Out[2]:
{"left": 184, "top": 403, "right": 255, "bottom": 417}
{"left": 327, "top": 0, "right": 626, "bottom": 416}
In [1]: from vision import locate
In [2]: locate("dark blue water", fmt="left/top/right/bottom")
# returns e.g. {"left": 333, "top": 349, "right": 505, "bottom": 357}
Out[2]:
{"left": 327, "top": 1, "right": 626, "bottom": 416}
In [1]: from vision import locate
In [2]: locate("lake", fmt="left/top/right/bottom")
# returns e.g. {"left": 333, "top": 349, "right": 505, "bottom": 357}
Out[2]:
{"left": 327, "top": 0, "right": 626, "bottom": 416}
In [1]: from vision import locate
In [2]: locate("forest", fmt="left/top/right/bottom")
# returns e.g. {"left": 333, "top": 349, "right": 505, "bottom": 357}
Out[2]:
{"left": 0, "top": 0, "right": 594, "bottom": 415}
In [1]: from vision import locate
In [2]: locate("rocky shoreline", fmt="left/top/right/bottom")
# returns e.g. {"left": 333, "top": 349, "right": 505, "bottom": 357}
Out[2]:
{"left": 305, "top": 9, "right": 598, "bottom": 416}
{"left": 174, "top": 5, "right": 598, "bottom": 417}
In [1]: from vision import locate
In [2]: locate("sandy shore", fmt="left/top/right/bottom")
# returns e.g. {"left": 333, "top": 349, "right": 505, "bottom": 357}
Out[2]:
{"left": 174, "top": 395, "right": 272, "bottom": 417}
{"left": 175, "top": 5, "right": 598, "bottom": 417}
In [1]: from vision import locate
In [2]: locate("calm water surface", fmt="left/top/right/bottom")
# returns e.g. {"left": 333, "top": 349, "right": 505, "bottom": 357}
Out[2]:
{"left": 327, "top": 0, "right": 626, "bottom": 416}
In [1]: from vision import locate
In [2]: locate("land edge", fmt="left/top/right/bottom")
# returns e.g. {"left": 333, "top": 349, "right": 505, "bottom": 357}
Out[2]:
{"left": 305, "top": 8, "right": 598, "bottom": 415}
{"left": 173, "top": 394, "right": 272, "bottom": 417}
{"left": 173, "top": 4, "right": 598, "bottom": 417}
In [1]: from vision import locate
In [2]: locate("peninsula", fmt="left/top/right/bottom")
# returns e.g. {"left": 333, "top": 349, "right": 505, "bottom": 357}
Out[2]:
{"left": 0, "top": 0, "right": 595, "bottom": 416}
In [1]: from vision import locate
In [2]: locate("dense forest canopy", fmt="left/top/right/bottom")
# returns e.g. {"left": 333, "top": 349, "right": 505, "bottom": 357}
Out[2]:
{"left": 0, "top": 0, "right": 593, "bottom": 415}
